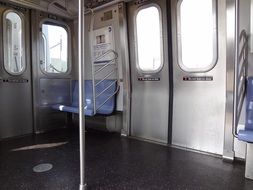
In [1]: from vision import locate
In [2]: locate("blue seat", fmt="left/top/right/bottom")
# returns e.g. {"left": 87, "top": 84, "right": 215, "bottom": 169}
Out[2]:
{"left": 238, "top": 77, "right": 253, "bottom": 143}
{"left": 52, "top": 80, "right": 117, "bottom": 116}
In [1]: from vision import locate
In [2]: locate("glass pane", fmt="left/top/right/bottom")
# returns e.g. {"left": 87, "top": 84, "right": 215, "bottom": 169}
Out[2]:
{"left": 136, "top": 6, "right": 162, "bottom": 72}
{"left": 3, "top": 11, "right": 25, "bottom": 75}
{"left": 42, "top": 24, "right": 68, "bottom": 74}
{"left": 178, "top": 0, "right": 217, "bottom": 71}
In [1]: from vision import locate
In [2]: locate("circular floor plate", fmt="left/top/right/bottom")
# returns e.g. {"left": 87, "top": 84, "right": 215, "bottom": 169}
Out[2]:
{"left": 33, "top": 163, "right": 53, "bottom": 173}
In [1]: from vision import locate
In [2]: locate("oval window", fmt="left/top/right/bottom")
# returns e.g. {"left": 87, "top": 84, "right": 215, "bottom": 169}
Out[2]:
{"left": 3, "top": 11, "right": 25, "bottom": 75}
{"left": 136, "top": 5, "right": 163, "bottom": 73}
{"left": 177, "top": 0, "right": 218, "bottom": 72}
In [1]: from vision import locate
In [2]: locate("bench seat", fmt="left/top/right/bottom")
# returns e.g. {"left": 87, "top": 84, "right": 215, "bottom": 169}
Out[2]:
{"left": 238, "top": 77, "right": 253, "bottom": 143}
{"left": 52, "top": 80, "right": 117, "bottom": 116}
{"left": 51, "top": 104, "right": 115, "bottom": 116}
{"left": 238, "top": 130, "right": 253, "bottom": 143}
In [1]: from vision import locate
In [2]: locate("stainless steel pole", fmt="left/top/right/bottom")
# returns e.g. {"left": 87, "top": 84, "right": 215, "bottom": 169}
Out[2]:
{"left": 78, "top": 0, "right": 86, "bottom": 189}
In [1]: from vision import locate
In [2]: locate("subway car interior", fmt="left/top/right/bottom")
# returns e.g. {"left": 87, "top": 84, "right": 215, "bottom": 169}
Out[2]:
{"left": 2, "top": 0, "right": 253, "bottom": 189}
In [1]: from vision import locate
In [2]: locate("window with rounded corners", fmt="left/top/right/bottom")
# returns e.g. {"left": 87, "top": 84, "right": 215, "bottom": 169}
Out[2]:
{"left": 3, "top": 10, "right": 25, "bottom": 75}
{"left": 135, "top": 5, "right": 163, "bottom": 73}
{"left": 40, "top": 22, "right": 70, "bottom": 74}
{"left": 177, "top": 0, "right": 218, "bottom": 72}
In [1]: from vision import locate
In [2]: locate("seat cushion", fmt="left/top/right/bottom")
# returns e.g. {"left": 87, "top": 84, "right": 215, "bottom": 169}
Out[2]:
{"left": 51, "top": 104, "right": 95, "bottom": 116}
{"left": 51, "top": 104, "right": 79, "bottom": 114}
{"left": 51, "top": 80, "right": 117, "bottom": 116}
{"left": 97, "top": 105, "right": 114, "bottom": 115}
{"left": 238, "top": 130, "right": 253, "bottom": 143}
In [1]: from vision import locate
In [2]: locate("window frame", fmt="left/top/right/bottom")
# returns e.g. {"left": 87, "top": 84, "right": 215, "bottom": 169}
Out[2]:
{"left": 177, "top": 0, "right": 218, "bottom": 73}
{"left": 39, "top": 19, "right": 72, "bottom": 76}
{"left": 134, "top": 4, "right": 164, "bottom": 74}
{"left": 3, "top": 9, "right": 26, "bottom": 76}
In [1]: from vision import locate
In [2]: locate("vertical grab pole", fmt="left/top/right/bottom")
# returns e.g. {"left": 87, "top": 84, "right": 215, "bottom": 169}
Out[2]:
{"left": 233, "top": 0, "right": 239, "bottom": 137}
{"left": 89, "top": 11, "right": 97, "bottom": 115}
{"left": 78, "top": 0, "right": 87, "bottom": 189}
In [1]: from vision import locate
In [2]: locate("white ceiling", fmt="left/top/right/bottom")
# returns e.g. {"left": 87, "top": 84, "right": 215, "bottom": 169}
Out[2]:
{"left": 7, "top": 0, "right": 79, "bottom": 18}
{"left": 7, "top": 0, "right": 125, "bottom": 18}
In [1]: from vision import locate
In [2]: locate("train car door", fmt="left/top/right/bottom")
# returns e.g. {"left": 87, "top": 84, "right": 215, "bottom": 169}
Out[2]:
{"left": 171, "top": 0, "right": 226, "bottom": 154}
{"left": 0, "top": 4, "right": 33, "bottom": 139}
{"left": 31, "top": 11, "right": 73, "bottom": 133}
{"left": 127, "top": 0, "right": 170, "bottom": 143}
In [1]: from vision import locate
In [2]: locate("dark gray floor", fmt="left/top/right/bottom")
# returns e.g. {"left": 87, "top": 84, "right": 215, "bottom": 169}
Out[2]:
{"left": 0, "top": 128, "right": 253, "bottom": 190}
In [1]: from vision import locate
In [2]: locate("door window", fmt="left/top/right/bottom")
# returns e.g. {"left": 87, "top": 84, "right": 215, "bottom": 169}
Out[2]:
{"left": 41, "top": 23, "right": 69, "bottom": 74}
{"left": 135, "top": 5, "right": 163, "bottom": 73}
{"left": 3, "top": 11, "right": 25, "bottom": 75}
{"left": 177, "top": 0, "right": 218, "bottom": 72}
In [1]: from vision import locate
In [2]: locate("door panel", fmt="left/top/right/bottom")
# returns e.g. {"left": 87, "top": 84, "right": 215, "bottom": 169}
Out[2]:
{"left": 0, "top": 5, "right": 33, "bottom": 139}
{"left": 171, "top": 0, "right": 226, "bottom": 154}
{"left": 31, "top": 11, "right": 72, "bottom": 132}
{"left": 127, "top": 0, "right": 169, "bottom": 143}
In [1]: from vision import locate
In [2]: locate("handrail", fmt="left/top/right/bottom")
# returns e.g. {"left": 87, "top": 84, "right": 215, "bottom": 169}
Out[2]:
{"left": 96, "top": 80, "right": 117, "bottom": 99}
{"left": 94, "top": 60, "right": 116, "bottom": 65}
{"left": 88, "top": 13, "right": 119, "bottom": 115}
{"left": 95, "top": 68, "right": 117, "bottom": 87}
{"left": 95, "top": 59, "right": 116, "bottom": 74}
{"left": 233, "top": 29, "right": 248, "bottom": 137}
{"left": 96, "top": 85, "right": 120, "bottom": 111}
{"left": 87, "top": 9, "right": 119, "bottom": 116}
{"left": 89, "top": 9, "right": 97, "bottom": 115}
{"left": 94, "top": 49, "right": 118, "bottom": 61}
{"left": 93, "top": 49, "right": 119, "bottom": 112}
